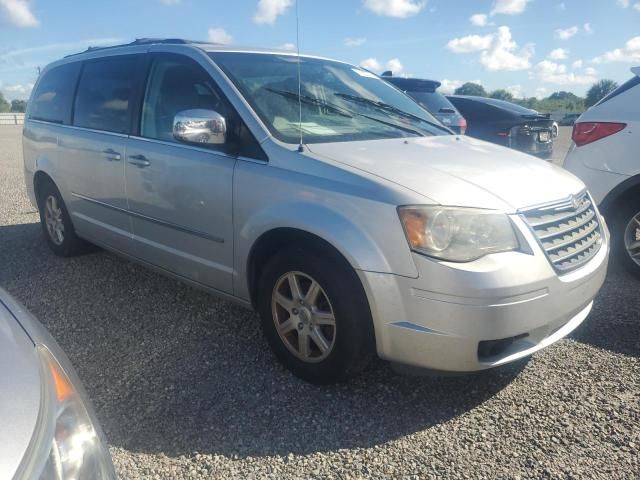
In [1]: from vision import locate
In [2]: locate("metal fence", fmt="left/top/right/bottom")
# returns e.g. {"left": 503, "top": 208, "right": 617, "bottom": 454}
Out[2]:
{"left": 0, "top": 113, "right": 25, "bottom": 125}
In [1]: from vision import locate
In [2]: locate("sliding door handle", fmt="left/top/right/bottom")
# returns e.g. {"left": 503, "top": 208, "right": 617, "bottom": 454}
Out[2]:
{"left": 128, "top": 154, "right": 151, "bottom": 168}
{"left": 102, "top": 149, "right": 121, "bottom": 161}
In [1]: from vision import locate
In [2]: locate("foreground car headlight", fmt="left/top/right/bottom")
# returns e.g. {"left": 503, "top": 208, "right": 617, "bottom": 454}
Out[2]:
{"left": 398, "top": 206, "right": 519, "bottom": 262}
{"left": 14, "top": 346, "right": 116, "bottom": 480}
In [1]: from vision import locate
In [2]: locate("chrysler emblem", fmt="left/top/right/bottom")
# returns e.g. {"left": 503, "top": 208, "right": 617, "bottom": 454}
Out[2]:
{"left": 570, "top": 195, "right": 580, "bottom": 209}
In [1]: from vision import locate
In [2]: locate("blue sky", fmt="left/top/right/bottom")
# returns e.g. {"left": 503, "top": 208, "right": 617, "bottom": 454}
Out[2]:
{"left": 1, "top": 0, "right": 639, "bottom": 101}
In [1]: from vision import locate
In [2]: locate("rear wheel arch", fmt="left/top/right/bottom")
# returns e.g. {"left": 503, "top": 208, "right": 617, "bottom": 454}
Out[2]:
{"left": 33, "top": 170, "right": 57, "bottom": 204}
{"left": 600, "top": 174, "right": 640, "bottom": 216}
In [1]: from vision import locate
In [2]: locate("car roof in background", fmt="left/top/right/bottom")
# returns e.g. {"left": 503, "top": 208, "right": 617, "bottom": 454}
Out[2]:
{"left": 447, "top": 95, "right": 539, "bottom": 115}
{"left": 382, "top": 75, "right": 441, "bottom": 92}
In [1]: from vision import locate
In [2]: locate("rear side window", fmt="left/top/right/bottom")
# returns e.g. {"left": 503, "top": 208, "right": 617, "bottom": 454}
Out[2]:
{"left": 73, "top": 56, "right": 141, "bottom": 134}
{"left": 29, "top": 62, "right": 80, "bottom": 124}
{"left": 596, "top": 75, "right": 640, "bottom": 106}
{"left": 406, "top": 91, "right": 457, "bottom": 114}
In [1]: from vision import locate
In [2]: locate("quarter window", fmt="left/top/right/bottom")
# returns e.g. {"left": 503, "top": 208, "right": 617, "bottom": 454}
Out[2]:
{"left": 73, "top": 56, "right": 140, "bottom": 134}
{"left": 29, "top": 62, "right": 81, "bottom": 124}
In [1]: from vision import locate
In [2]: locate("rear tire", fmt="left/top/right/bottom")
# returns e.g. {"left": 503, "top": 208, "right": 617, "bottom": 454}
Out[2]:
{"left": 610, "top": 198, "right": 640, "bottom": 278}
{"left": 37, "top": 180, "right": 87, "bottom": 257}
{"left": 257, "top": 247, "right": 374, "bottom": 384}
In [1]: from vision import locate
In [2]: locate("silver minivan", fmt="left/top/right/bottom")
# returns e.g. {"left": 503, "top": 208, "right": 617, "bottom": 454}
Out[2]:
{"left": 24, "top": 39, "right": 609, "bottom": 383}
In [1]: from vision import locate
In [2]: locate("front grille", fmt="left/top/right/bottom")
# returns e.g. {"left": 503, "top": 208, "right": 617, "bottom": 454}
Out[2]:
{"left": 520, "top": 191, "right": 603, "bottom": 273}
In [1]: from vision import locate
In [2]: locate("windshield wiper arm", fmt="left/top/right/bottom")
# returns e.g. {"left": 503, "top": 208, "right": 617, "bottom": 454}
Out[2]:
{"left": 265, "top": 88, "right": 424, "bottom": 137}
{"left": 265, "top": 88, "right": 352, "bottom": 117}
{"left": 334, "top": 92, "right": 451, "bottom": 132}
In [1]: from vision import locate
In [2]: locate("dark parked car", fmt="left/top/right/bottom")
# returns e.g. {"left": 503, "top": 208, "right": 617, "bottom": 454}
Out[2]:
{"left": 447, "top": 95, "right": 554, "bottom": 158}
{"left": 382, "top": 72, "right": 467, "bottom": 134}
{"left": 558, "top": 112, "right": 582, "bottom": 126}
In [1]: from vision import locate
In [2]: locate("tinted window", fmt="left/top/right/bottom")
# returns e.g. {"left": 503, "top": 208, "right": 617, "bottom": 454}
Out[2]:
{"left": 405, "top": 91, "right": 457, "bottom": 114}
{"left": 29, "top": 62, "right": 80, "bottom": 124}
{"left": 473, "top": 97, "right": 538, "bottom": 115}
{"left": 141, "top": 56, "right": 230, "bottom": 142}
{"left": 74, "top": 56, "right": 140, "bottom": 134}
{"left": 448, "top": 98, "right": 498, "bottom": 122}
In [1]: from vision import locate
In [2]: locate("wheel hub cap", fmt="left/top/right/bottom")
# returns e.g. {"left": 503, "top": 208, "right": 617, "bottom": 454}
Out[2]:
{"left": 271, "top": 271, "right": 336, "bottom": 363}
{"left": 44, "top": 195, "right": 65, "bottom": 246}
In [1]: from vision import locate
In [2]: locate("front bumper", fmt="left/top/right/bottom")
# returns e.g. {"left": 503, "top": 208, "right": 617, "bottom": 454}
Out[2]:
{"left": 358, "top": 218, "right": 609, "bottom": 372}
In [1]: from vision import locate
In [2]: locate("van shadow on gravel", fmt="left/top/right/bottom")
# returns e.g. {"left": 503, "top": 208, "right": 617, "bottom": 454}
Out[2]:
{"left": 2, "top": 221, "right": 627, "bottom": 459}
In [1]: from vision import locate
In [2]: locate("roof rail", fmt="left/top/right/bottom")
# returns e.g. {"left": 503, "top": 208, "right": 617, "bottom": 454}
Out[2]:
{"left": 65, "top": 38, "right": 216, "bottom": 57}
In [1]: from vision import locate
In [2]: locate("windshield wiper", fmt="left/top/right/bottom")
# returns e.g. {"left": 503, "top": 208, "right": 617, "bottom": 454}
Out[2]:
{"left": 266, "top": 88, "right": 352, "bottom": 117}
{"left": 334, "top": 92, "right": 451, "bottom": 132}
{"left": 265, "top": 88, "right": 425, "bottom": 137}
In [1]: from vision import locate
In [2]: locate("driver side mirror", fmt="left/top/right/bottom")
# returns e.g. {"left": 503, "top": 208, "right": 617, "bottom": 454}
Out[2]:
{"left": 173, "top": 109, "right": 227, "bottom": 146}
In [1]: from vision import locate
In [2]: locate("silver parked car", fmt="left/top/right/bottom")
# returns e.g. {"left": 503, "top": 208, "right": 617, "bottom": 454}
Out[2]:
{"left": 23, "top": 39, "right": 609, "bottom": 384}
{"left": 0, "top": 288, "right": 116, "bottom": 479}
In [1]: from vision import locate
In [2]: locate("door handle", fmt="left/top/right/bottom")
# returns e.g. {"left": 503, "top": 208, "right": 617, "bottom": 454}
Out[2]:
{"left": 102, "top": 148, "right": 121, "bottom": 161}
{"left": 128, "top": 154, "right": 151, "bottom": 168}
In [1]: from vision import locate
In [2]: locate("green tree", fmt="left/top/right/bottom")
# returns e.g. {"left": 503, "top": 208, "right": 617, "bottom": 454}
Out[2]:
{"left": 489, "top": 89, "right": 514, "bottom": 102}
{"left": 10, "top": 99, "right": 27, "bottom": 113}
{"left": 454, "top": 82, "right": 487, "bottom": 97}
{"left": 585, "top": 79, "right": 618, "bottom": 108}
{"left": 0, "top": 92, "right": 9, "bottom": 113}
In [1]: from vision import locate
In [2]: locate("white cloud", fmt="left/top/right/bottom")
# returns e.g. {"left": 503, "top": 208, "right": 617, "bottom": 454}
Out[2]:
{"left": 344, "top": 37, "right": 366, "bottom": 47}
{"left": 557, "top": 2, "right": 566, "bottom": 10}
{"left": 617, "top": 0, "right": 629, "bottom": 6}
{"left": 359, "top": 57, "right": 382, "bottom": 72}
{"left": 634, "top": 2, "right": 640, "bottom": 11}
{"left": 532, "top": 60, "right": 597, "bottom": 85}
{"left": 583, "top": 67, "right": 598, "bottom": 75}
{"left": 438, "top": 79, "right": 482, "bottom": 95}
{"left": 469, "top": 13, "right": 488, "bottom": 26}
{"left": 583, "top": 23, "right": 593, "bottom": 34}
{"left": 1, "top": 82, "right": 33, "bottom": 100}
{"left": 359, "top": 57, "right": 404, "bottom": 74}
{"left": 0, "top": 0, "right": 38, "bottom": 27}
{"left": 385, "top": 58, "right": 403, "bottom": 74}
{"left": 554, "top": 26, "right": 578, "bottom": 40}
{"left": 448, "top": 26, "right": 532, "bottom": 71}
{"left": 490, "top": 0, "right": 529, "bottom": 16}
{"left": 207, "top": 27, "right": 233, "bottom": 44}
{"left": 548, "top": 48, "right": 569, "bottom": 60}
{"left": 363, "top": 0, "right": 426, "bottom": 18}
{"left": 279, "top": 42, "right": 296, "bottom": 51}
{"left": 447, "top": 33, "right": 493, "bottom": 53}
{"left": 254, "top": 0, "right": 292, "bottom": 24}
{"left": 506, "top": 84, "right": 524, "bottom": 99}
{"left": 592, "top": 36, "right": 640, "bottom": 63}
{"left": 534, "top": 87, "right": 547, "bottom": 99}
{"left": 571, "top": 59, "right": 583, "bottom": 69}
{"left": 159, "top": 0, "right": 180, "bottom": 4}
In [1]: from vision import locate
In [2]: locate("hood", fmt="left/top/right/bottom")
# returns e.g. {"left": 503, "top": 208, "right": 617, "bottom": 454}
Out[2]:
{"left": 308, "top": 135, "right": 585, "bottom": 211}
{"left": 0, "top": 295, "right": 40, "bottom": 480}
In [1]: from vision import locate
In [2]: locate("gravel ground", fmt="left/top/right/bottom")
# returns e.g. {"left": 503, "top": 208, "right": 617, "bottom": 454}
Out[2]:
{"left": 0, "top": 125, "right": 638, "bottom": 479}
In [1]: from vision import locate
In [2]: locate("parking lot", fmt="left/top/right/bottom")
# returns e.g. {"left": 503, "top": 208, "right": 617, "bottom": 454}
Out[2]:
{"left": 0, "top": 125, "right": 638, "bottom": 478}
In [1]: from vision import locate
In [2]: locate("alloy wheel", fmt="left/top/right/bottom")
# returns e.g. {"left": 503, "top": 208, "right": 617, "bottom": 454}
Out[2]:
{"left": 44, "top": 195, "right": 65, "bottom": 245}
{"left": 271, "top": 271, "right": 336, "bottom": 363}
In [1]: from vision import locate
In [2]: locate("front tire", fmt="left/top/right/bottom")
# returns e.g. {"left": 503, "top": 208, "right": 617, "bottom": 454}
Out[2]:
{"left": 611, "top": 198, "right": 640, "bottom": 278}
{"left": 37, "top": 181, "right": 87, "bottom": 257}
{"left": 257, "top": 247, "right": 374, "bottom": 384}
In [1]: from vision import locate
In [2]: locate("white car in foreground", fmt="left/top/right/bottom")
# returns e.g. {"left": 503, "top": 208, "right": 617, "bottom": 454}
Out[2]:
{"left": 564, "top": 67, "right": 640, "bottom": 276}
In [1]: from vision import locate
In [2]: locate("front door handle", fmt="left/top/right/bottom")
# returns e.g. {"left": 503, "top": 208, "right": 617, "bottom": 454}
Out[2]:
{"left": 102, "top": 148, "right": 121, "bottom": 161}
{"left": 128, "top": 154, "right": 151, "bottom": 168}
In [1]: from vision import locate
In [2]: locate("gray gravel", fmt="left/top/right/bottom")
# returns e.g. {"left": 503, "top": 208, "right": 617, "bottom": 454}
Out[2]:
{"left": 0, "top": 125, "right": 638, "bottom": 479}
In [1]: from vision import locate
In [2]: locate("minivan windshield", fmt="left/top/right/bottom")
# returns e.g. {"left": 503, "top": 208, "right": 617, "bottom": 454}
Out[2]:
{"left": 210, "top": 52, "right": 449, "bottom": 144}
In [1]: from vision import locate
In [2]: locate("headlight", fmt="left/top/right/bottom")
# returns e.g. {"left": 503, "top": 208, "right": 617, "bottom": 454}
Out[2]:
{"left": 398, "top": 206, "right": 519, "bottom": 262}
{"left": 14, "top": 346, "right": 116, "bottom": 480}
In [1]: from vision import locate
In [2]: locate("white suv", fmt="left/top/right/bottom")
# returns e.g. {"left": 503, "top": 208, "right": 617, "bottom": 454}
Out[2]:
{"left": 564, "top": 67, "right": 640, "bottom": 276}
